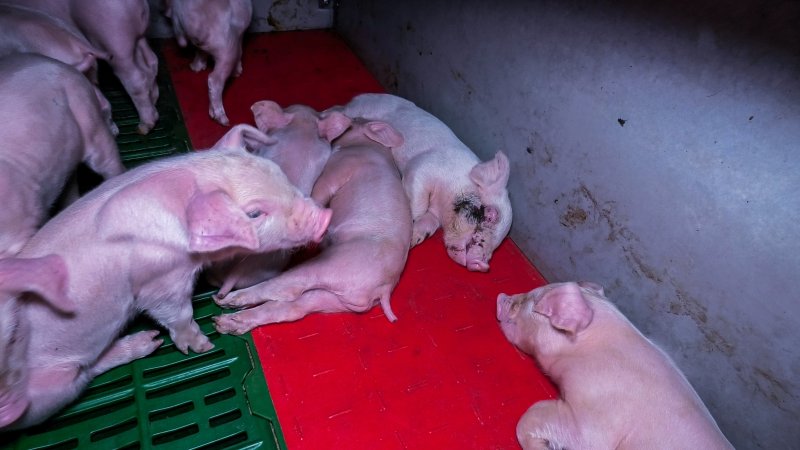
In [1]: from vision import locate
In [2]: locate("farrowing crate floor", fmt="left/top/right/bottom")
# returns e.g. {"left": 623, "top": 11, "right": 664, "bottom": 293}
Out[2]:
{"left": 1, "top": 30, "right": 558, "bottom": 450}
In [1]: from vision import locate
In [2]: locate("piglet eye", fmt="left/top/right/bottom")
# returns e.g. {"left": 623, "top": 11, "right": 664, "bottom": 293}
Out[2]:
{"left": 246, "top": 209, "right": 264, "bottom": 219}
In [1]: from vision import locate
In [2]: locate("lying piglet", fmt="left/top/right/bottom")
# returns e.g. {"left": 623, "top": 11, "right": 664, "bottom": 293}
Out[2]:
{"left": 337, "top": 93, "right": 511, "bottom": 272}
{"left": 8, "top": 0, "right": 161, "bottom": 134}
{"left": 209, "top": 100, "right": 352, "bottom": 295}
{"left": 163, "top": 0, "right": 253, "bottom": 126}
{"left": 214, "top": 119, "right": 410, "bottom": 335}
{"left": 497, "top": 282, "right": 733, "bottom": 449}
{"left": 0, "top": 53, "right": 124, "bottom": 258}
{"left": 0, "top": 124, "right": 331, "bottom": 430}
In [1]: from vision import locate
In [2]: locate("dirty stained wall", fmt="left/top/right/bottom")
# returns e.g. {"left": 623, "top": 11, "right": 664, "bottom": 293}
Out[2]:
{"left": 334, "top": 1, "right": 800, "bottom": 449}
{"left": 147, "top": 0, "right": 332, "bottom": 37}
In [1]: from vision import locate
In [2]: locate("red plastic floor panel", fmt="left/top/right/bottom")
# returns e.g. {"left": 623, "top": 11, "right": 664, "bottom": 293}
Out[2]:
{"left": 164, "top": 30, "right": 558, "bottom": 449}
{"left": 162, "top": 30, "right": 384, "bottom": 150}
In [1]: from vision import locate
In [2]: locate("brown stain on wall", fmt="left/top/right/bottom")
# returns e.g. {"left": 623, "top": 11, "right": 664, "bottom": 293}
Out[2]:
{"left": 749, "top": 368, "right": 795, "bottom": 414}
{"left": 527, "top": 131, "right": 554, "bottom": 166}
{"left": 563, "top": 184, "right": 742, "bottom": 363}
{"left": 267, "top": 0, "right": 297, "bottom": 31}
{"left": 560, "top": 205, "right": 588, "bottom": 228}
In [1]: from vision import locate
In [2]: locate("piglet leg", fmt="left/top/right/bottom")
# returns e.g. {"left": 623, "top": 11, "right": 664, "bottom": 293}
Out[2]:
{"left": 233, "top": 40, "right": 244, "bottom": 77}
{"left": 87, "top": 330, "right": 163, "bottom": 377}
{"left": 14, "top": 332, "right": 160, "bottom": 430}
{"left": 516, "top": 399, "right": 579, "bottom": 450}
{"left": 214, "top": 290, "right": 342, "bottom": 335}
{"left": 214, "top": 270, "right": 307, "bottom": 308}
{"left": 411, "top": 211, "right": 440, "bottom": 246}
{"left": 206, "top": 41, "right": 239, "bottom": 126}
{"left": 190, "top": 50, "right": 208, "bottom": 72}
{"left": 402, "top": 169, "right": 439, "bottom": 246}
{"left": 110, "top": 38, "right": 159, "bottom": 134}
{"left": 146, "top": 297, "right": 213, "bottom": 355}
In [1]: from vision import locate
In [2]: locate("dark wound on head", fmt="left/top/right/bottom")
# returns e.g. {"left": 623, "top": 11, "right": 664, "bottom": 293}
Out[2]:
{"left": 453, "top": 193, "right": 486, "bottom": 224}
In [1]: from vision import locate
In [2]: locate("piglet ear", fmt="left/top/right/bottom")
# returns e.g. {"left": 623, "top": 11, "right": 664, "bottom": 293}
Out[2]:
{"left": 0, "top": 255, "right": 73, "bottom": 313}
{"left": 251, "top": 100, "right": 293, "bottom": 133}
{"left": 211, "top": 124, "right": 276, "bottom": 152}
{"left": 186, "top": 190, "right": 260, "bottom": 253}
{"left": 363, "top": 121, "right": 404, "bottom": 148}
{"left": 318, "top": 111, "right": 352, "bottom": 142}
{"left": 469, "top": 151, "right": 510, "bottom": 193}
{"left": 578, "top": 281, "right": 605, "bottom": 297}
{"left": 534, "top": 283, "right": 593, "bottom": 335}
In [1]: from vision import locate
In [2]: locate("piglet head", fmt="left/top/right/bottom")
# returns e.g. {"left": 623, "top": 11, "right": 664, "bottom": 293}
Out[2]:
{"left": 0, "top": 255, "right": 71, "bottom": 429}
{"left": 497, "top": 291, "right": 534, "bottom": 353}
{"left": 192, "top": 134, "right": 333, "bottom": 259}
{"left": 497, "top": 282, "right": 596, "bottom": 361}
{"left": 444, "top": 151, "right": 512, "bottom": 272}
{"left": 214, "top": 193, "right": 331, "bottom": 256}
{"left": 251, "top": 102, "right": 351, "bottom": 195}
{"left": 252, "top": 101, "right": 352, "bottom": 144}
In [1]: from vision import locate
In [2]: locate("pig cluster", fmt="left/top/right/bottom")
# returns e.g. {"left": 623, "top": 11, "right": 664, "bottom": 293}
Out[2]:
{"left": 0, "top": 0, "right": 513, "bottom": 429}
{"left": 0, "top": 3, "right": 730, "bottom": 448}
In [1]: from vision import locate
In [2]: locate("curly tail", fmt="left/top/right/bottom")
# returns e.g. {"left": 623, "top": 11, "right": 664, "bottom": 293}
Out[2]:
{"left": 377, "top": 285, "right": 398, "bottom": 323}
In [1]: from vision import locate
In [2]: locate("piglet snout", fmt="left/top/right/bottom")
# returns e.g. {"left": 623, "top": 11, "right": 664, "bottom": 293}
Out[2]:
{"left": 291, "top": 198, "right": 332, "bottom": 244}
{"left": 467, "top": 259, "right": 490, "bottom": 272}
{"left": 496, "top": 294, "right": 513, "bottom": 321}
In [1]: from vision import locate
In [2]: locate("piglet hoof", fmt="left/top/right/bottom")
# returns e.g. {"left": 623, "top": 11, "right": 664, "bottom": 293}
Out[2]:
{"left": 213, "top": 314, "right": 252, "bottom": 336}
{"left": 190, "top": 60, "right": 207, "bottom": 72}
{"left": 210, "top": 108, "right": 230, "bottom": 127}
{"left": 213, "top": 293, "right": 246, "bottom": 310}
{"left": 137, "top": 122, "right": 154, "bottom": 135}
{"left": 215, "top": 289, "right": 265, "bottom": 309}
{"left": 213, "top": 292, "right": 236, "bottom": 308}
{"left": 124, "top": 330, "right": 164, "bottom": 359}
{"left": 215, "top": 115, "right": 230, "bottom": 127}
{"left": 173, "top": 333, "right": 214, "bottom": 355}
{"left": 410, "top": 230, "right": 430, "bottom": 247}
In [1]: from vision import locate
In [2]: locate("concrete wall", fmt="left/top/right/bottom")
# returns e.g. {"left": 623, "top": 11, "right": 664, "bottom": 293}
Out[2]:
{"left": 334, "top": 1, "right": 800, "bottom": 448}
{"left": 146, "top": 0, "right": 333, "bottom": 38}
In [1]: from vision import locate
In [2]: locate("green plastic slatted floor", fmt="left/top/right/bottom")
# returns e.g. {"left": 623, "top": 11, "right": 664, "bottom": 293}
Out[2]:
{"left": 0, "top": 43, "right": 287, "bottom": 450}
{"left": 111, "top": 42, "right": 190, "bottom": 167}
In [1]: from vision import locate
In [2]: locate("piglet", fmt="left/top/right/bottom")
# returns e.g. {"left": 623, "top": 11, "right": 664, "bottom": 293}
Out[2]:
{"left": 337, "top": 93, "right": 511, "bottom": 272}
{"left": 163, "top": 0, "right": 253, "bottom": 126}
{"left": 209, "top": 100, "right": 352, "bottom": 295}
{"left": 8, "top": 0, "right": 161, "bottom": 134}
{"left": 0, "top": 4, "right": 106, "bottom": 79}
{"left": 0, "top": 124, "right": 331, "bottom": 430}
{"left": 213, "top": 119, "right": 410, "bottom": 335}
{"left": 0, "top": 4, "right": 118, "bottom": 135}
{"left": 497, "top": 282, "right": 734, "bottom": 449}
{"left": 0, "top": 53, "right": 124, "bottom": 258}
